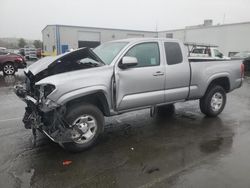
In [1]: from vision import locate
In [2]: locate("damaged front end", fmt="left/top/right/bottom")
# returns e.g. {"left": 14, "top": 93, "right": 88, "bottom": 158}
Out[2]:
{"left": 14, "top": 48, "right": 105, "bottom": 145}
{"left": 14, "top": 83, "right": 76, "bottom": 145}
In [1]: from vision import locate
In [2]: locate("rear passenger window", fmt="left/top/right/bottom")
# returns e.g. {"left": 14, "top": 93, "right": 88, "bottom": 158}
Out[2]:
{"left": 125, "top": 42, "right": 160, "bottom": 67}
{"left": 164, "top": 42, "right": 183, "bottom": 65}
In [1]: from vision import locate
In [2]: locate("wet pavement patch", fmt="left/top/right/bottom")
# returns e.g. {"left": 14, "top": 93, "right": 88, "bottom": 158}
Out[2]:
{"left": 146, "top": 167, "right": 160, "bottom": 174}
{"left": 199, "top": 137, "right": 223, "bottom": 153}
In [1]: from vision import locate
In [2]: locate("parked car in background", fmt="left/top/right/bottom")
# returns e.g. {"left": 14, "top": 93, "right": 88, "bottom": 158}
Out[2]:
{"left": 0, "top": 51, "right": 26, "bottom": 75}
{"left": 185, "top": 43, "right": 230, "bottom": 61}
{"left": 19, "top": 48, "right": 25, "bottom": 56}
{"left": 0, "top": 47, "right": 7, "bottom": 52}
{"left": 24, "top": 48, "right": 37, "bottom": 60}
{"left": 15, "top": 38, "right": 244, "bottom": 152}
{"left": 231, "top": 51, "right": 250, "bottom": 71}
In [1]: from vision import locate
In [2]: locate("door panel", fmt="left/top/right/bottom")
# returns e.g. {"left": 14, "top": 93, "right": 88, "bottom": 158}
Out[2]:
{"left": 116, "top": 66, "right": 165, "bottom": 110}
{"left": 164, "top": 42, "right": 190, "bottom": 102}
{"left": 115, "top": 42, "right": 165, "bottom": 111}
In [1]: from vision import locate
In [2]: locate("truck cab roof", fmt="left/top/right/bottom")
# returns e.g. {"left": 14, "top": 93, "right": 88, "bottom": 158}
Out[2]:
{"left": 109, "top": 37, "right": 181, "bottom": 43}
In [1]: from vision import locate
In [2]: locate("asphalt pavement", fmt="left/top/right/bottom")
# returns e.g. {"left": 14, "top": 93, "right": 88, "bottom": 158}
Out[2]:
{"left": 0, "top": 66, "right": 250, "bottom": 188}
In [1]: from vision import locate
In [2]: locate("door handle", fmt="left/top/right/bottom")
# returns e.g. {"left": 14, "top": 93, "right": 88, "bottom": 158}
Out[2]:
{"left": 153, "top": 71, "right": 164, "bottom": 76}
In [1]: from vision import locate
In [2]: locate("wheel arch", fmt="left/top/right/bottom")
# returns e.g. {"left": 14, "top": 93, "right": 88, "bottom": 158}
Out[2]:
{"left": 2, "top": 61, "right": 15, "bottom": 67}
{"left": 204, "top": 74, "right": 230, "bottom": 95}
{"left": 61, "top": 90, "right": 111, "bottom": 116}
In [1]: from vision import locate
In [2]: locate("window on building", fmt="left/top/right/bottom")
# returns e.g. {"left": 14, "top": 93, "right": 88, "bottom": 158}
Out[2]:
{"left": 44, "top": 45, "right": 47, "bottom": 51}
{"left": 125, "top": 42, "right": 160, "bottom": 67}
{"left": 166, "top": 33, "right": 173, "bottom": 38}
{"left": 164, "top": 42, "right": 183, "bottom": 65}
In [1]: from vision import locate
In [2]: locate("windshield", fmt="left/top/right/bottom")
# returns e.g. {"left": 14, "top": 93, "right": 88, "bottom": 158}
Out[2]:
{"left": 93, "top": 42, "right": 128, "bottom": 65}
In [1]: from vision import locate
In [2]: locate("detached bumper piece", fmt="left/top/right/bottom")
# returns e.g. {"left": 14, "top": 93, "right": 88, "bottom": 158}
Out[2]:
{"left": 14, "top": 85, "right": 27, "bottom": 99}
{"left": 14, "top": 85, "right": 39, "bottom": 128}
{"left": 14, "top": 85, "right": 38, "bottom": 104}
{"left": 16, "top": 62, "right": 27, "bottom": 69}
{"left": 23, "top": 107, "right": 33, "bottom": 129}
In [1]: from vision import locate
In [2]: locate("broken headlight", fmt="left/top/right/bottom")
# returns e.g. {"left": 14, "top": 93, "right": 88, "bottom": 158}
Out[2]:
{"left": 36, "top": 84, "right": 56, "bottom": 99}
{"left": 43, "top": 84, "right": 56, "bottom": 98}
{"left": 37, "top": 84, "right": 58, "bottom": 110}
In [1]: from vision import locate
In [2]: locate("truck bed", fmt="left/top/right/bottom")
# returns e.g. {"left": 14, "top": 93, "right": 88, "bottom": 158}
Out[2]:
{"left": 188, "top": 60, "right": 243, "bottom": 99}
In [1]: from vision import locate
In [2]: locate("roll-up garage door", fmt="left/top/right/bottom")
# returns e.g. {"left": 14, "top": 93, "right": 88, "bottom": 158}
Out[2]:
{"left": 78, "top": 31, "right": 101, "bottom": 48}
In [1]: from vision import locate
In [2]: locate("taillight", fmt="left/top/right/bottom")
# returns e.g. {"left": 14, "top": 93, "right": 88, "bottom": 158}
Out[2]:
{"left": 241, "top": 63, "right": 245, "bottom": 77}
{"left": 16, "top": 57, "right": 23, "bottom": 62}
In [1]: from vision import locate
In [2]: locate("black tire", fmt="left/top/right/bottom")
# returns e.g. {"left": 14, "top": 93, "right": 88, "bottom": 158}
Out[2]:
{"left": 156, "top": 104, "right": 175, "bottom": 118}
{"left": 3, "top": 63, "right": 15, "bottom": 75}
{"left": 61, "top": 103, "right": 104, "bottom": 152}
{"left": 200, "top": 85, "right": 226, "bottom": 117}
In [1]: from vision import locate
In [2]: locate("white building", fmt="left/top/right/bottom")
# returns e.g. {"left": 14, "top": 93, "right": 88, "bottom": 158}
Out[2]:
{"left": 42, "top": 21, "right": 250, "bottom": 56}
{"left": 42, "top": 25, "right": 157, "bottom": 55}
{"left": 158, "top": 20, "right": 250, "bottom": 56}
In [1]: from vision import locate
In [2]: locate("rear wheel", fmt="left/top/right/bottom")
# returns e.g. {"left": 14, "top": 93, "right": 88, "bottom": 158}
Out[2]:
{"left": 61, "top": 103, "right": 104, "bottom": 152}
{"left": 200, "top": 85, "right": 226, "bottom": 117}
{"left": 3, "top": 63, "right": 15, "bottom": 75}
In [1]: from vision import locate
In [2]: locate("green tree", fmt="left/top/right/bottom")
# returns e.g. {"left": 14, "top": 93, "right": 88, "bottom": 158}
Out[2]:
{"left": 18, "top": 38, "right": 27, "bottom": 48}
{"left": 33, "top": 40, "right": 43, "bottom": 49}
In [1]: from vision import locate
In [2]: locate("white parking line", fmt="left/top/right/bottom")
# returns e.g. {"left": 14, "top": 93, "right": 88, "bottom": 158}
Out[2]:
{"left": 0, "top": 117, "right": 22, "bottom": 122}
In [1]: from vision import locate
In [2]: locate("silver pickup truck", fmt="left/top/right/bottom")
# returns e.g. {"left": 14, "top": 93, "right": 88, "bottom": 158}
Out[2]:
{"left": 15, "top": 38, "right": 244, "bottom": 152}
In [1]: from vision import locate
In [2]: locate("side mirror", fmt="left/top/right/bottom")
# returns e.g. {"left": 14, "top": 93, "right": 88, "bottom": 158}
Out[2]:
{"left": 119, "top": 56, "right": 138, "bottom": 69}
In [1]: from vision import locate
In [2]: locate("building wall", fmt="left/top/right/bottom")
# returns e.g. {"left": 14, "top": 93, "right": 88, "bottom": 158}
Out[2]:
{"left": 42, "top": 25, "right": 56, "bottom": 54}
{"left": 42, "top": 23, "right": 250, "bottom": 56}
{"left": 43, "top": 25, "right": 157, "bottom": 55}
{"left": 159, "top": 22, "right": 250, "bottom": 56}
{"left": 158, "top": 30, "right": 185, "bottom": 41}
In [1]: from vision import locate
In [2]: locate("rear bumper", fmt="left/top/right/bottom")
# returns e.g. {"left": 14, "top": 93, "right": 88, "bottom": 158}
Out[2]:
{"left": 233, "top": 77, "right": 244, "bottom": 91}
{"left": 16, "top": 62, "right": 27, "bottom": 69}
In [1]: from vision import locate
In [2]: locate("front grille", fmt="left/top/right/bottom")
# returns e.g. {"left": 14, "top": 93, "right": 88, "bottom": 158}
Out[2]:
{"left": 25, "top": 76, "right": 31, "bottom": 92}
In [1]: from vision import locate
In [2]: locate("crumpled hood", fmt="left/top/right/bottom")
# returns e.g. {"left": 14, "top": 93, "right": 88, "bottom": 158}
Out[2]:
{"left": 25, "top": 55, "right": 63, "bottom": 75}
{"left": 25, "top": 48, "right": 104, "bottom": 77}
{"left": 36, "top": 65, "right": 112, "bottom": 86}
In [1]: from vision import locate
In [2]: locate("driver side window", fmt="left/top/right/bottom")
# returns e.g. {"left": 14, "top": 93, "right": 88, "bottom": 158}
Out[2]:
{"left": 125, "top": 42, "right": 160, "bottom": 67}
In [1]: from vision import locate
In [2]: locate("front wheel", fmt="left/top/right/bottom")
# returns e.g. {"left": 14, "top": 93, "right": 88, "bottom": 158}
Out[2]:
{"left": 61, "top": 103, "right": 104, "bottom": 152}
{"left": 200, "top": 85, "right": 226, "bottom": 117}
